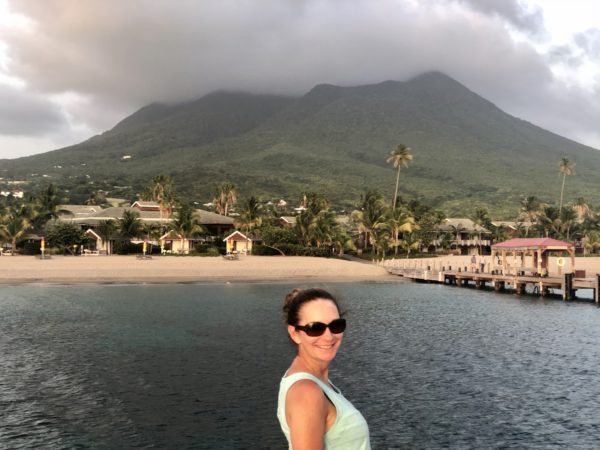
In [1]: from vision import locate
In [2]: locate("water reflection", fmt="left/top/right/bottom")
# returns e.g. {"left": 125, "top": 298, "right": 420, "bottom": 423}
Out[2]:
{"left": 1, "top": 283, "right": 599, "bottom": 448}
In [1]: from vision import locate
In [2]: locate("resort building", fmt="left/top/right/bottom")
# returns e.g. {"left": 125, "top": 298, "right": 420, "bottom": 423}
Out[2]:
{"left": 58, "top": 201, "right": 234, "bottom": 254}
{"left": 433, "top": 218, "right": 492, "bottom": 255}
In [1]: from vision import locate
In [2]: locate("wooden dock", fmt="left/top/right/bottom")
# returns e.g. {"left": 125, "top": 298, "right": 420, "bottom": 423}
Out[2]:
{"left": 388, "top": 266, "right": 600, "bottom": 302}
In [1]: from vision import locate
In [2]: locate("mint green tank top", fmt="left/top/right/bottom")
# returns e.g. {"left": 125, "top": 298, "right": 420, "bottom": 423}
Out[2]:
{"left": 277, "top": 372, "right": 371, "bottom": 450}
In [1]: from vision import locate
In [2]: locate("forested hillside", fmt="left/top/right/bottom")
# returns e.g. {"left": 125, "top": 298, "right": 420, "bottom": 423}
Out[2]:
{"left": 2, "top": 72, "right": 599, "bottom": 217}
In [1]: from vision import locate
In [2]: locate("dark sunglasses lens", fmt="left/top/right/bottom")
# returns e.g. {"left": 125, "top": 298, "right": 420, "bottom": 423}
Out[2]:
{"left": 329, "top": 319, "right": 346, "bottom": 334}
{"left": 305, "top": 322, "right": 327, "bottom": 337}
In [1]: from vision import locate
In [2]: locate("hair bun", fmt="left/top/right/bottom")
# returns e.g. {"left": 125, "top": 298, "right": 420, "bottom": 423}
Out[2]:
{"left": 283, "top": 288, "right": 302, "bottom": 314}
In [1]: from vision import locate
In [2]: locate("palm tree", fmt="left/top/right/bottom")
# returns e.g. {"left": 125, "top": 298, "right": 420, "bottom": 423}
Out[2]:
{"left": 387, "top": 206, "right": 416, "bottom": 257}
{"left": 520, "top": 195, "right": 541, "bottom": 235}
{"left": 169, "top": 203, "right": 206, "bottom": 253}
{"left": 332, "top": 230, "right": 356, "bottom": 256}
{"left": 95, "top": 220, "right": 117, "bottom": 254}
{"left": 150, "top": 175, "right": 175, "bottom": 232}
{"left": 471, "top": 208, "right": 491, "bottom": 254}
{"left": 31, "top": 184, "right": 71, "bottom": 228}
{"left": 535, "top": 206, "right": 561, "bottom": 238}
{"left": 213, "top": 182, "right": 237, "bottom": 216}
{"left": 308, "top": 210, "right": 337, "bottom": 248}
{"left": 119, "top": 210, "right": 142, "bottom": 242}
{"left": 573, "top": 197, "right": 591, "bottom": 220}
{"left": 354, "top": 191, "right": 389, "bottom": 254}
{"left": 386, "top": 144, "right": 413, "bottom": 209}
{"left": 559, "top": 207, "right": 578, "bottom": 240}
{"left": 582, "top": 230, "right": 600, "bottom": 256}
{"left": 235, "top": 196, "right": 262, "bottom": 232}
{"left": 295, "top": 210, "right": 313, "bottom": 246}
{"left": 0, "top": 205, "right": 31, "bottom": 255}
{"left": 400, "top": 231, "right": 420, "bottom": 259}
{"left": 558, "top": 158, "right": 574, "bottom": 214}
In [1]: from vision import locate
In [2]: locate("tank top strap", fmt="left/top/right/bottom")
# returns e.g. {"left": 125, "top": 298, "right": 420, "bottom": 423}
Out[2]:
{"left": 281, "top": 372, "right": 339, "bottom": 399}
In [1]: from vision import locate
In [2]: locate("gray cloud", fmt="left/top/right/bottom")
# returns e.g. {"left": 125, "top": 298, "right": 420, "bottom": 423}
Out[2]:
{"left": 546, "top": 44, "right": 584, "bottom": 66}
{"left": 1, "top": 0, "right": 599, "bottom": 156}
{"left": 0, "top": 85, "right": 66, "bottom": 136}
{"left": 454, "top": 0, "right": 545, "bottom": 35}
{"left": 574, "top": 28, "right": 600, "bottom": 61}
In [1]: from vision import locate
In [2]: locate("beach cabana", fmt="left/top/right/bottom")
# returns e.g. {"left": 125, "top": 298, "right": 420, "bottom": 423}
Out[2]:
{"left": 223, "top": 231, "right": 253, "bottom": 254}
{"left": 491, "top": 238, "right": 575, "bottom": 276}
{"left": 159, "top": 230, "right": 196, "bottom": 255}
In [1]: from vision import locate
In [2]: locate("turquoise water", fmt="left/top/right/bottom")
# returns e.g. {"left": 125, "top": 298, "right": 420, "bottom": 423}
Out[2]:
{"left": 1, "top": 282, "right": 600, "bottom": 449}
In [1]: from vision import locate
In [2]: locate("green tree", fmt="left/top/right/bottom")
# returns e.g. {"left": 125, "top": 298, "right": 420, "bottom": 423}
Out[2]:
{"left": 535, "top": 206, "right": 561, "bottom": 238}
{"left": 169, "top": 203, "right": 207, "bottom": 252}
{"left": 573, "top": 197, "right": 591, "bottom": 220}
{"left": 399, "top": 231, "right": 420, "bottom": 259}
{"left": 213, "top": 182, "right": 238, "bottom": 216}
{"left": 386, "top": 144, "right": 413, "bottom": 209}
{"left": 235, "top": 196, "right": 262, "bottom": 232}
{"left": 353, "top": 191, "right": 389, "bottom": 254}
{"left": 558, "top": 207, "right": 578, "bottom": 240}
{"left": 0, "top": 204, "right": 31, "bottom": 255}
{"left": 308, "top": 210, "right": 337, "bottom": 248}
{"left": 45, "top": 221, "right": 86, "bottom": 254}
{"left": 95, "top": 220, "right": 117, "bottom": 255}
{"left": 31, "top": 184, "right": 71, "bottom": 228}
{"left": 119, "top": 210, "right": 142, "bottom": 241}
{"left": 387, "top": 205, "right": 416, "bottom": 257}
{"left": 471, "top": 208, "right": 492, "bottom": 254}
{"left": 149, "top": 175, "right": 175, "bottom": 233}
{"left": 558, "top": 158, "right": 574, "bottom": 214}
{"left": 582, "top": 230, "right": 600, "bottom": 256}
{"left": 332, "top": 230, "right": 357, "bottom": 256}
{"left": 520, "top": 195, "right": 542, "bottom": 235}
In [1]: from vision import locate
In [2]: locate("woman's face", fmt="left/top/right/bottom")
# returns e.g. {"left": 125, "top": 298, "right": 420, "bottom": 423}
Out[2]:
{"left": 289, "top": 299, "right": 343, "bottom": 363}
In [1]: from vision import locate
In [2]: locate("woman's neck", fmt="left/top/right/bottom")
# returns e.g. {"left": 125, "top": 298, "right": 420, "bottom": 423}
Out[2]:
{"left": 292, "top": 354, "right": 329, "bottom": 382}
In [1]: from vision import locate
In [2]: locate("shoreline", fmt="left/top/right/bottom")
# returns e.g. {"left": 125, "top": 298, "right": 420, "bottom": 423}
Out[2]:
{"left": 0, "top": 255, "right": 393, "bottom": 286}
{"left": 6, "top": 253, "right": 600, "bottom": 287}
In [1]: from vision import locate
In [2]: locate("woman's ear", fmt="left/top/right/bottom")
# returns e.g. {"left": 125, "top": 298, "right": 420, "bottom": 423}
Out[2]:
{"left": 287, "top": 325, "right": 301, "bottom": 344}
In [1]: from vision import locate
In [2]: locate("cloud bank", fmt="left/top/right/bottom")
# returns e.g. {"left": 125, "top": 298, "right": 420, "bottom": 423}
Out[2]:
{"left": 0, "top": 0, "right": 599, "bottom": 158}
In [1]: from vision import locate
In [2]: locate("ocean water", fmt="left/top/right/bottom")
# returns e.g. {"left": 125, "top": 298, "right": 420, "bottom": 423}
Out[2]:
{"left": 1, "top": 282, "right": 600, "bottom": 449}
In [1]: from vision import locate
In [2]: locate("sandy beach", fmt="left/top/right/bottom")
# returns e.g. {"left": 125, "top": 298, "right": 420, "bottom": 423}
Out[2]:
{"left": 0, "top": 255, "right": 392, "bottom": 285}
{"left": 4, "top": 254, "right": 600, "bottom": 286}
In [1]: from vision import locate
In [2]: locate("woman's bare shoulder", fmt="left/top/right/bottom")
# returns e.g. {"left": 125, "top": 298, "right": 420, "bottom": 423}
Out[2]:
{"left": 286, "top": 378, "right": 326, "bottom": 408}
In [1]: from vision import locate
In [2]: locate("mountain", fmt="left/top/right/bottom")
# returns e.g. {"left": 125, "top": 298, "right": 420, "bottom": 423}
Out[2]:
{"left": 2, "top": 72, "right": 599, "bottom": 216}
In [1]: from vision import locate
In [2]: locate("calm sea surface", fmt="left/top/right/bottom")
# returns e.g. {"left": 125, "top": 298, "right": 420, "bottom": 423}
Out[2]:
{"left": 1, "top": 281, "right": 600, "bottom": 449}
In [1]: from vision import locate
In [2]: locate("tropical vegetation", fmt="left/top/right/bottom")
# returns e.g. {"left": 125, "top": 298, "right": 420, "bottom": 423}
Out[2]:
{"left": 4, "top": 152, "right": 600, "bottom": 258}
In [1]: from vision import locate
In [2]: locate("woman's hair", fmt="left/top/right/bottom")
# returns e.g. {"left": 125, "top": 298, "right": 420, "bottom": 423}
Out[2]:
{"left": 283, "top": 288, "right": 341, "bottom": 326}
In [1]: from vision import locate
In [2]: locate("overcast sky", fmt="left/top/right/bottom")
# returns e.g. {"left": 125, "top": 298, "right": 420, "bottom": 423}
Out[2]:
{"left": 1, "top": 0, "right": 599, "bottom": 159}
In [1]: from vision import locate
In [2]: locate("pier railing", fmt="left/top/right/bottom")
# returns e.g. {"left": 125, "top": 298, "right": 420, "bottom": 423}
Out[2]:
{"left": 383, "top": 261, "right": 600, "bottom": 303}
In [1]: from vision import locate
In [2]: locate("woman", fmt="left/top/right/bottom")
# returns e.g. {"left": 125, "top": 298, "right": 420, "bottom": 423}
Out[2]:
{"left": 277, "top": 288, "right": 371, "bottom": 450}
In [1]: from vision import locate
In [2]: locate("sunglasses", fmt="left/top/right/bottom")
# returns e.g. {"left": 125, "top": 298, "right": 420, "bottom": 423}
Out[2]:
{"left": 294, "top": 318, "right": 346, "bottom": 337}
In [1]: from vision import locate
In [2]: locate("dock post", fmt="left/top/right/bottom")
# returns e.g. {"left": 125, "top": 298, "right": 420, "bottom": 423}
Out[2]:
{"left": 562, "top": 273, "right": 574, "bottom": 301}
{"left": 516, "top": 283, "right": 525, "bottom": 295}
{"left": 596, "top": 274, "right": 600, "bottom": 304}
